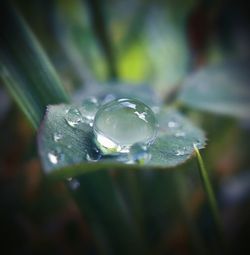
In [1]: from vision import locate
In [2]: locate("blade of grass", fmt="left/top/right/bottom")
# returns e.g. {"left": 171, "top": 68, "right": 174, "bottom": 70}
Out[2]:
{"left": 0, "top": 1, "right": 69, "bottom": 129}
{"left": 194, "top": 144, "right": 224, "bottom": 244}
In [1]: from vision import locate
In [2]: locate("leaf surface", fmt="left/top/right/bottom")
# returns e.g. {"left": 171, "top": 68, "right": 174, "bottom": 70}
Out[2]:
{"left": 178, "top": 59, "right": 250, "bottom": 119}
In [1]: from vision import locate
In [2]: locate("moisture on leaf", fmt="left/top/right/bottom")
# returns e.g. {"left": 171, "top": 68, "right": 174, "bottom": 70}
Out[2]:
{"left": 38, "top": 101, "right": 206, "bottom": 175}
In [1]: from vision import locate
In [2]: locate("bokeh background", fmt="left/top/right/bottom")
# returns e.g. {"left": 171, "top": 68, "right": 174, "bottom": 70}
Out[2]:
{"left": 1, "top": 0, "right": 250, "bottom": 254}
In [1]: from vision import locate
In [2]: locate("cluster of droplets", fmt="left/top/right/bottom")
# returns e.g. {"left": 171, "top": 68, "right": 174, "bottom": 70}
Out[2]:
{"left": 47, "top": 97, "right": 160, "bottom": 166}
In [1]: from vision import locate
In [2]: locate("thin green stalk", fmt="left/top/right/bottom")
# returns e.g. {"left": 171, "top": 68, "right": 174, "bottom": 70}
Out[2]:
{"left": 84, "top": 0, "right": 117, "bottom": 80}
{"left": 193, "top": 144, "right": 224, "bottom": 241}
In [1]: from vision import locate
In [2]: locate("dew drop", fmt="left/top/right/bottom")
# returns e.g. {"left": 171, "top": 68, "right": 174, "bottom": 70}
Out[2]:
{"left": 79, "top": 98, "right": 99, "bottom": 126}
{"left": 128, "top": 143, "right": 151, "bottom": 164}
{"left": 93, "top": 98, "right": 158, "bottom": 154}
{"left": 48, "top": 152, "right": 58, "bottom": 164}
{"left": 53, "top": 132, "right": 63, "bottom": 142}
{"left": 65, "top": 107, "right": 83, "bottom": 127}
{"left": 168, "top": 121, "right": 179, "bottom": 128}
{"left": 48, "top": 149, "right": 64, "bottom": 165}
{"left": 175, "top": 149, "right": 185, "bottom": 156}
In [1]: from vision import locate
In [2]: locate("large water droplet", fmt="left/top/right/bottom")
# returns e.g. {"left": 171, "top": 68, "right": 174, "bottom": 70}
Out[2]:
{"left": 65, "top": 107, "right": 83, "bottom": 127}
{"left": 79, "top": 98, "right": 99, "bottom": 126}
{"left": 93, "top": 98, "right": 158, "bottom": 154}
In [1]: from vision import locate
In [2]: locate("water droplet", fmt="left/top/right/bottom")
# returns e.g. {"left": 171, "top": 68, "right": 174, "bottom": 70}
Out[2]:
{"left": 168, "top": 121, "right": 179, "bottom": 128}
{"left": 48, "top": 149, "right": 64, "bottom": 165}
{"left": 128, "top": 143, "right": 151, "bottom": 164}
{"left": 175, "top": 149, "right": 185, "bottom": 156}
{"left": 48, "top": 152, "right": 58, "bottom": 164}
{"left": 93, "top": 98, "right": 158, "bottom": 154}
{"left": 79, "top": 98, "right": 99, "bottom": 126}
{"left": 175, "top": 131, "right": 186, "bottom": 137}
{"left": 65, "top": 106, "right": 83, "bottom": 127}
{"left": 53, "top": 132, "right": 63, "bottom": 142}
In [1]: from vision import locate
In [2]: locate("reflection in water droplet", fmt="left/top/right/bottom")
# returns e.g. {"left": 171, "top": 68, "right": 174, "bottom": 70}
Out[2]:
{"left": 65, "top": 107, "right": 83, "bottom": 127}
{"left": 93, "top": 98, "right": 158, "bottom": 154}
{"left": 53, "top": 132, "right": 63, "bottom": 142}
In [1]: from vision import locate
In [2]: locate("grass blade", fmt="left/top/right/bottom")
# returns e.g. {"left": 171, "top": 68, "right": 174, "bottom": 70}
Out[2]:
{"left": 194, "top": 145, "right": 224, "bottom": 245}
{"left": 0, "top": 1, "right": 69, "bottom": 129}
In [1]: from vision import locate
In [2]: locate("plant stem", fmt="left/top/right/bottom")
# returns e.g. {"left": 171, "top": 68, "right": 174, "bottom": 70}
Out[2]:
{"left": 193, "top": 144, "right": 224, "bottom": 244}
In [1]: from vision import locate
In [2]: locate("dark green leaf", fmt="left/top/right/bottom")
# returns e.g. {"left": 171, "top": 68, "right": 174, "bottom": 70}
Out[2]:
{"left": 0, "top": 2, "right": 69, "bottom": 128}
{"left": 178, "top": 59, "right": 250, "bottom": 119}
{"left": 38, "top": 104, "right": 205, "bottom": 175}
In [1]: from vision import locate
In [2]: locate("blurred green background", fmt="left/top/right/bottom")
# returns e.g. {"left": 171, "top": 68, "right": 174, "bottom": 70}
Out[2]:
{"left": 0, "top": 0, "right": 250, "bottom": 254}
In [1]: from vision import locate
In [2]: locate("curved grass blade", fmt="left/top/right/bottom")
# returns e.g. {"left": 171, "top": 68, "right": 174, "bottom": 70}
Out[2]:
{"left": 194, "top": 145, "right": 224, "bottom": 249}
{"left": 0, "top": 1, "right": 69, "bottom": 128}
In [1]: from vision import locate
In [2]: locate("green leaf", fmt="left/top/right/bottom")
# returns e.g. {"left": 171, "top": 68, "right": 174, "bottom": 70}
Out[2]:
{"left": 0, "top": 2, "right": 69, "bottom": 128}
{"left": 38, "top": 104, "right": 205, "bottom": 176}
{"left": 178, "top": 59, "right": 250, "bottom": 119}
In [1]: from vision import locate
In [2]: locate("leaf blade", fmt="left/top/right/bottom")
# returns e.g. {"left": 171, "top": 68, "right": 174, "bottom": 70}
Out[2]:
{"left": 178, "top": 59, "right": 250, "bottom": 119}
{"left": 0, "top": 2, "right": 69, "bottom": 128}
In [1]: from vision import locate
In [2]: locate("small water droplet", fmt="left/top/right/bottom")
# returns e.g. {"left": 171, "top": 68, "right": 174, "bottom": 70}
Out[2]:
{"left": 53, "top": 132, "right": 63, "bottom": 142}
{"left": 65, "top": 106, "right": 83, "bottom": 127}
{"left": 128, "top": 143, "right": 151, "bottom": 164}
{"left": 168, "top": 121, "right": 179, "bottom": 128}
{"left": 67, "top": 145, "right": 72, "bottom": 149}
{"left": 79, "top": 97, "right": 99, "bottom": 126}
{"left": 48, "top": 148, "right": 64, "bottom": 165}
{"left": 175, "top": 149, "right": 185, "bottom": 156}
{"left": 175, "top": 131, "right": 186, "bottom": 137}
{"left": 48, "top": 152, "right": 58, "bottom": 164}
{"left": 93, "top": 98, "right": 158, "bottom": 154}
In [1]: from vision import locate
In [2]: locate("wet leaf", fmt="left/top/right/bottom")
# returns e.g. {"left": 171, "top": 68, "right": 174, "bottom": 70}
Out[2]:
{"left": 38, "top": 104, "right": 205, "bottom": 176}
